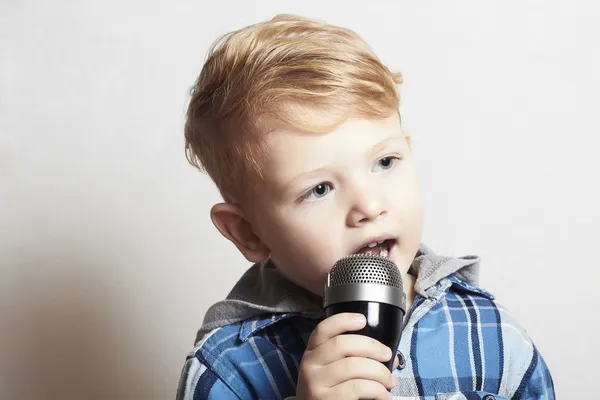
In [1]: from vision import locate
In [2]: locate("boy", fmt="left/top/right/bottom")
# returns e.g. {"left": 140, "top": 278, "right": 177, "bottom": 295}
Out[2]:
{"left": 176, "top": 14, "right": 554, "bottom": 399}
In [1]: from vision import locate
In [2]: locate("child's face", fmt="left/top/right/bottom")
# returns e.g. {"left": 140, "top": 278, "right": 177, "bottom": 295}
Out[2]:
{"left": 247, "top": 112, "right": 423, "bottom": 296}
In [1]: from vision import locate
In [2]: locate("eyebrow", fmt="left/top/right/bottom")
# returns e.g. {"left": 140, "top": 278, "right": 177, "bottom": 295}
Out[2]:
{"left": 367, "top": 135, "right": 404, "bottom": 159}
{"left": 284, "top": 135, "right": 404, "bottom": 191}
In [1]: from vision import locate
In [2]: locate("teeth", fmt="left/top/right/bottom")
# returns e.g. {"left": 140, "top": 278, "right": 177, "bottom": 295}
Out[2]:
{"left": 380, "top": 248, "right": 388, "bottom": 258}
{"left": 367, "top": 242, "right": 377, "bottom": 248}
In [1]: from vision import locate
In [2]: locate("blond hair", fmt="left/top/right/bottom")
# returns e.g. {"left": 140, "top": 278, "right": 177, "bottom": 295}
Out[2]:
{"left": 184, "top": 14, "right": 403, "bottom": 203}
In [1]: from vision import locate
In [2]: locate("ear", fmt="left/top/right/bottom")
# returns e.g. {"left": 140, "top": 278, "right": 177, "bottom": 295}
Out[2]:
{"left": 210, "top": 203, "right": 270, "bottom": 263}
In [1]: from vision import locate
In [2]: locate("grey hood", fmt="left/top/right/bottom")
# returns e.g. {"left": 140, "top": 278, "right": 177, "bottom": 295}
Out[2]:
{"left": 195, "top": 243, "right": 481, "bottom": 343}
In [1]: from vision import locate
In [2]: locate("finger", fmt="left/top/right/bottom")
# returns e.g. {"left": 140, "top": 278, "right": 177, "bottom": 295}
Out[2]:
{"left": 323, "top": 357, "right": 397, "bottom": 389}
{"left": 393, "top": 353, "right": 399, "bottom": 370}
{"left": 306, "top": 313, "right": 366, "bottom": 350}
{"left": 309, "top": 334, "right": 392, "bottom": 366}
{"left": 334, "top": 379, "right": 392, "bottom": 400}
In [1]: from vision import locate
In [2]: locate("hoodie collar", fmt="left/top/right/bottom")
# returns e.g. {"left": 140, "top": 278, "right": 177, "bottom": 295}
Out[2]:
{"left": 409, "top": 243, "right": 487, "bottom": 298}
{"left": 196, "top": 243, "right": 491, "bottom": 344}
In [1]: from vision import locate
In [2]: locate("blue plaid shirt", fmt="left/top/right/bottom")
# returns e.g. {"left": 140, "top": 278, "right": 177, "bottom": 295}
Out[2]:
{"left": 176, "top": 274, "right": 554, "bottom": 399}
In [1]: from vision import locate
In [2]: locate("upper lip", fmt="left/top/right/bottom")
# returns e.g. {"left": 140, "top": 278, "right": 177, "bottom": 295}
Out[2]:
{"left": 352, "top": 234, "right": 397, "bottom": 253}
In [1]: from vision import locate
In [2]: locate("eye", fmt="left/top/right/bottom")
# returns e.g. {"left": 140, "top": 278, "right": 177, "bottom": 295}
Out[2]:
{"left": 373, "top": 156, "right": 401, "bottom": 172}
{"left": 303, "top": 183, "right": 332, "bottom": 201}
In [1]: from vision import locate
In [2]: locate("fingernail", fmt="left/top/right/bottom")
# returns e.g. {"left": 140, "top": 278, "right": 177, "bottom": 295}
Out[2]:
{"left": 352, "top": 314, "right": 366, "bottom": 325}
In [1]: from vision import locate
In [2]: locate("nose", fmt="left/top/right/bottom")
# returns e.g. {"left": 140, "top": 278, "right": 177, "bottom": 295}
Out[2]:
{"left": 346, "top": 189, "right": 387, "bottom": 227}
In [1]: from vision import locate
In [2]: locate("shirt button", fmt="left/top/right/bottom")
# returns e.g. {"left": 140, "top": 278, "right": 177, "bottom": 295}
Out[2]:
{"left": 396, "top": 352, "right": 406, "bottom": 370}
{"left": 482, "top": 395, "right": 495, "bottom": 400}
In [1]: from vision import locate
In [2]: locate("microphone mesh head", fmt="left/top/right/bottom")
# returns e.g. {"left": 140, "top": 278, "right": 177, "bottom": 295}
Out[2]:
{"left": 328, "top": 254, "right": 402, "bottom": 289}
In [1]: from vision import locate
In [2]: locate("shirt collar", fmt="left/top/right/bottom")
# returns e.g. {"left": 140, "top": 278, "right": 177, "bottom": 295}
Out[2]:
{"left": 238, "top": 274, "right": 495, "bottom": 341}
{"left": 446, "top": 274, "right": 495, "bottom": 299}
{"left": 239, "top": 313, "right": 321, "bottom": 341}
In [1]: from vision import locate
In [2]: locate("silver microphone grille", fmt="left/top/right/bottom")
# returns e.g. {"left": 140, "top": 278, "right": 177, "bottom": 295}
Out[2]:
{"left": 328, "top": 254, "right": 402, "bottom": 288}
{"left": 323, "top": 254, "right": 405, "bottom": 310}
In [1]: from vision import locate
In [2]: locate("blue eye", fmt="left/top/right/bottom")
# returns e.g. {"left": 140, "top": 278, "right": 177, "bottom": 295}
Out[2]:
{"left": 373, "top": 156, "right": 400, "bottom": 172}
{"left": 304, "top": 183, "right": 332, "bottom": 200}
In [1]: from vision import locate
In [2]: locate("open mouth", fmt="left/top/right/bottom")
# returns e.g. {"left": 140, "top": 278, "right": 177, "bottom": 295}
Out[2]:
{"left": 354, "top": 239, "right": 395, "bottom": 259}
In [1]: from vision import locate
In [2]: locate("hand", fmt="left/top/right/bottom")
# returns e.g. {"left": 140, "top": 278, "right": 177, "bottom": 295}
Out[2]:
{"left": 296, "top": 312, "right": 399, "bottom": 400}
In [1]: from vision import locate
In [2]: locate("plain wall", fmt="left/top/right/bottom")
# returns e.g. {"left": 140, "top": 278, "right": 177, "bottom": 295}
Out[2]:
{"left": 1, "top": 1, "right": 599, "bottom": 398}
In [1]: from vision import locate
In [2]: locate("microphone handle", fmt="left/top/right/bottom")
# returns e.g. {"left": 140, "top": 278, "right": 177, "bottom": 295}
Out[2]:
{"left": 324, "top": 301, "right": 404, "bottom": 372}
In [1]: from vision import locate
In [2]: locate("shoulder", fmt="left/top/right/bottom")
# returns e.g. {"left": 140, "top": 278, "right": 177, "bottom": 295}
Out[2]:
{"left": 435, "top": 275, "right": 555, "bottom": 398}
{"left": 443, "top": 274, "right": 531, "bottom": 336}
{"left": 176, "top": 324, "right": 244, "bottom": 400}
{"left": 176, "top": 313, "right": 319, "bottom": 400}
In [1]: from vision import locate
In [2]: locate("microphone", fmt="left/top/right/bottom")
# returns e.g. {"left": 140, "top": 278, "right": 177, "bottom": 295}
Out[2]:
{"left": 323, "top": 253, "right": 405, "bottom": 372}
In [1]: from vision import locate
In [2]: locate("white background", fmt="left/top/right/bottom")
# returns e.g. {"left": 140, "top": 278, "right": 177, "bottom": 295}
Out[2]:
{"left": 1, "top": 1, "right": 598, "bottom": 398}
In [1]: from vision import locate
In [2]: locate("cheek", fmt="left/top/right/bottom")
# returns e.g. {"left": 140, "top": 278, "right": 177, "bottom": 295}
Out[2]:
{"left": 263, "top": 210, "right": 341, "bottom": 268}
{"left": 258, "top": 208, "right": 299, "bottom": 243}
{"left": 397, "top": 181, "right": 424, "bottom": 243}
{"left": 264, "top": 214, "right": 338, "bottom": 295}
{"left": 279, "top": 216, "right": 333, "bottom": 258}
{"left": 389, "top": 173, "right": 423, "bottom": 227}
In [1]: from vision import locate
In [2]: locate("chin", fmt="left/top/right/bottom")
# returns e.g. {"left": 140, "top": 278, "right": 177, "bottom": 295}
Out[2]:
{"left": 391, "top": 240, "right": 419, "bottom": 273}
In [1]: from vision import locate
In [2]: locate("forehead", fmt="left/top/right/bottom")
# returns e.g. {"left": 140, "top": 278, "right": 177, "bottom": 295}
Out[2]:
{"left": 260, "top": 113, "right": 404, "bottom": 182}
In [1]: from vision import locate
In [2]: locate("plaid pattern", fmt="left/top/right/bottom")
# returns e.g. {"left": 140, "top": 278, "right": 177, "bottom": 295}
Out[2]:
{"left": 176, "top": 275, "right": 554, "bottom": 399}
